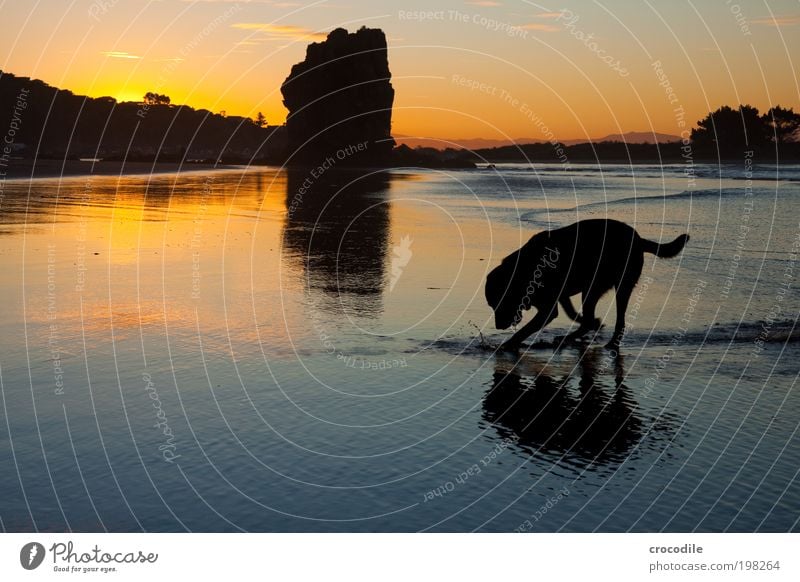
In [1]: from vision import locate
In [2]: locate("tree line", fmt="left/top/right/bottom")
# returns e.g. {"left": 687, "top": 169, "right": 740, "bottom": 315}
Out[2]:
{"left": 691, "top": 105, "right": 799, "bottom": 154}
{"left": 0, "top": 72, "right": 285, "bottom": 163}
{"left": 472, "top": 104, "right": 800, "bottom": 163}
{"left": 1, "top": 69, "right": 797, "bottom": 164}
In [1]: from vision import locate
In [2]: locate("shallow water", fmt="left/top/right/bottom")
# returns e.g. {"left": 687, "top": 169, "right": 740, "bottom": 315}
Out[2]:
{"left": 0, "top": 162, "right": 798, "bottom": 531}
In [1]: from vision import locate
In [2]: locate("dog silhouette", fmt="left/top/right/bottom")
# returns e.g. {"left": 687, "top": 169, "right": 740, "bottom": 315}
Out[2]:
{"left": 485, "top": 219, "right": 689, "bottom": 350}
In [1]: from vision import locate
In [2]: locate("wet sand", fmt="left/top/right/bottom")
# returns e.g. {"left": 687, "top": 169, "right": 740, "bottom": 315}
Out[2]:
{"left": 0, "top": 164, "right": 798, "bottom": 532}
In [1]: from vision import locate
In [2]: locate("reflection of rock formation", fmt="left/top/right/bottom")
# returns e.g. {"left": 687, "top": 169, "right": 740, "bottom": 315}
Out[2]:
{"left": 484, "top": 349, "right": 642, "bottom": 465}
{"left": 282, "top": 170, "right": 392, "bottom": 316}
{"left": 281, "top": 27, "right": 395, "bottom": 166}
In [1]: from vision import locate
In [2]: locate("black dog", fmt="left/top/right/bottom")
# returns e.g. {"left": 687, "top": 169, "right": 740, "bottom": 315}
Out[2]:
{"left": 485, "top": 219, "right": 689, "bottom": 350}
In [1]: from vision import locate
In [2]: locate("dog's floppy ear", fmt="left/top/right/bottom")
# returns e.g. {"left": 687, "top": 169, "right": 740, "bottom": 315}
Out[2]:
{"left": 485, "top": 263, "right": 507, "bottom": 308}
{"left": 488, "top": 255, "right": 525, "bottom": 306}
{"left": 485, "top": 268, "right": 497, "bottom": 306}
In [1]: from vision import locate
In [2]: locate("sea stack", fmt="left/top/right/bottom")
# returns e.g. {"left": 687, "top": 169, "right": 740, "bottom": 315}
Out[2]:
{"left": 281, "top": 27, "right": 395, "bottom": 167}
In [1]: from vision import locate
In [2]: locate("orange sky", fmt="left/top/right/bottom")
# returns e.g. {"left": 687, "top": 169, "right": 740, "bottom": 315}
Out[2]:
{"left": 1, "top": 0, "right": 798, "bottom": 142}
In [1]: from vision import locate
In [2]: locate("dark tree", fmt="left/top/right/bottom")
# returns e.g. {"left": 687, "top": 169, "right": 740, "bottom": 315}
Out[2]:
{"left": 763, "top": 106, "right": 800, "bottom": 144}
{"left": 0, "top": 71, "right": 286, "bottom": 163}
{"left": 143, "top": 92, "right": 171, "bottom": 105}
{"left": 691, "top": 104, "right": 769, "bottom": 154}
{"left": 255, "top": 111, "right": 267, "bottom": 127}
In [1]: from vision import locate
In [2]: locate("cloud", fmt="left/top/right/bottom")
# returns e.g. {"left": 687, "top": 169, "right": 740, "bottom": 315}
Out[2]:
{"left": 231, "top": 22, "right": 327, "bottom": 41}
{"left": 751, "top": 14, "right": 800, "bottom": 27}
{"left": 535, "top": 11, "right": 566, "bottom": 19}
{"left": 101, "top": 51, "right": 142, "bottom": 59}
{"left": 466, "top": 1, "right": 502, "bottom": 6}
{"left": 520, "top": 22, "right": 560, "bottom": 32}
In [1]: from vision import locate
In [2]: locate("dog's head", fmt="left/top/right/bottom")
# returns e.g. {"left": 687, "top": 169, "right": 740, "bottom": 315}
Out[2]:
{"left": 485, "top": 253, "right": 527, "bottom": 330}
{"left": 486, "top": 233, "right": 559, "bottom": 329}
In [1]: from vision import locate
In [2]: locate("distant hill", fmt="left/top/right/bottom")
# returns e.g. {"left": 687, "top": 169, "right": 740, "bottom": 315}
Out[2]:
{"left": 395, "top": 131, "right": 681, "bottom": 150}
{"left": 586, "top": 132, "right": 681, "bottom": 145}
{"left": 0, "top": 70, "right": 286, "bottom": 163}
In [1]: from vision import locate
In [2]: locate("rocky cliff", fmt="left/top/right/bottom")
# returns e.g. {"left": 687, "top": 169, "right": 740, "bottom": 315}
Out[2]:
{"left": 281, "top": 27, "right": 395, "bottom": 166}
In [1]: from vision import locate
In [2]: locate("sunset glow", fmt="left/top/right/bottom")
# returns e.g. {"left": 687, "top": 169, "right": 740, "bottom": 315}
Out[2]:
{"left": 1, "top": 0, "right": 797, "bottom": 143}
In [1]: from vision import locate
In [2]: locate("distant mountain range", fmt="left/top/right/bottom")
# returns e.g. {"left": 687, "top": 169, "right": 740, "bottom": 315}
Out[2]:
{"left": 395, "top": 131, "right": 682, "bottom": 150}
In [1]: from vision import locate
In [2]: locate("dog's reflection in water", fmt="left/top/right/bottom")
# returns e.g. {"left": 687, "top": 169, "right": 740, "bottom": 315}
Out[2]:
{"left": 483, "top": 348, "right": 642, "bottom": 466}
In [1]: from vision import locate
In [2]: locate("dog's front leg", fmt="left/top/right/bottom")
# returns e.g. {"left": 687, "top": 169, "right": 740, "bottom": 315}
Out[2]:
{"left": 500, "top": 306, "right": 557, "bottom": 351}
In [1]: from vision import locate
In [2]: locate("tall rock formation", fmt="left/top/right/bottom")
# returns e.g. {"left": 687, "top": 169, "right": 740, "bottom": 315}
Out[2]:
{"left": 281, "top": 27, "right": 395, "bottom": 166}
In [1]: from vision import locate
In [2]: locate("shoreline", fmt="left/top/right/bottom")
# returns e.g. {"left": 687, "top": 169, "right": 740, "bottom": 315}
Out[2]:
{"left": 473, "top": 158, "right": 799, "bottom": 165}
{"left": 0, "top": 159, "right": 248, "bottom": 181}
{"left": 3, "top": 157, "right": 796, "bottom": 182}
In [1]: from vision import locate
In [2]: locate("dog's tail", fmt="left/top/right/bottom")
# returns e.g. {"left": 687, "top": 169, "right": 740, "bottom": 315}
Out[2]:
{"left": 640, "top": 233, "right": 690, "bottom": 258}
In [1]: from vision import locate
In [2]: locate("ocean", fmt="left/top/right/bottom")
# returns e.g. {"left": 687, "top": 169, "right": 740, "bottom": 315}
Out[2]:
{"left": 0, "top": 161, "right": 798, "bottom": 531}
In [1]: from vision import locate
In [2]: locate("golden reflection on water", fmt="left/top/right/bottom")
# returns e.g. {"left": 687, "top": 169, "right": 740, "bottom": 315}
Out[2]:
{"left": 1, "top": 170, "right": 297, "bottom": 355}
{"left": 1, "top": 164, "right": 509, "bottom": 381}
{"left": 1, "top": 168, "right": 472, "bottom": 365}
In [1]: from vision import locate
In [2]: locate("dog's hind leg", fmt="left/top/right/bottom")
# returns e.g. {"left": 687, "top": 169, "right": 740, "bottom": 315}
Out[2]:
{"left": 607, "top": 281, "right": 635, "bottom": 349}
{"left": 500, "top": 304, "right": 558, "bottom": 351}
{"left": 607, "top": 255, "right": 643, "bottom": 349}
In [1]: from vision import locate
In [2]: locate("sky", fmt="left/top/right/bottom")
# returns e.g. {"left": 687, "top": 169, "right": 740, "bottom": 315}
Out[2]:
{"left": 1, "top": 0, "right": 798, "bottom": 142}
